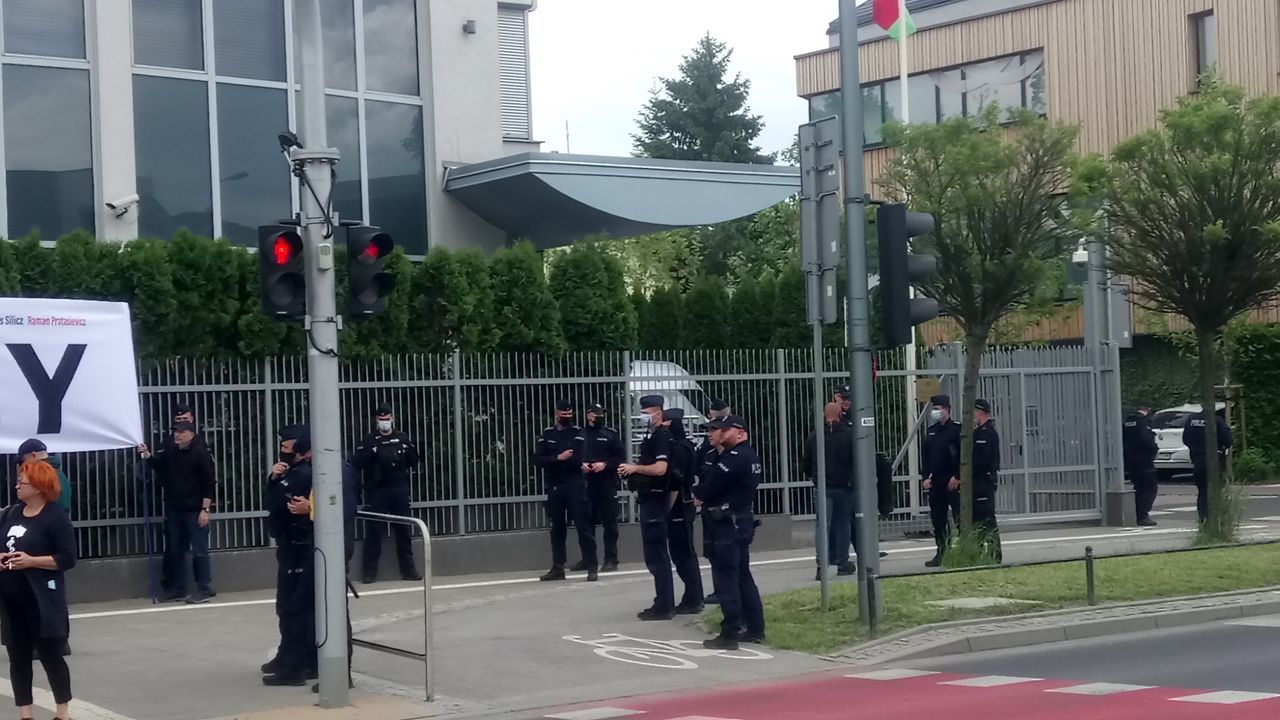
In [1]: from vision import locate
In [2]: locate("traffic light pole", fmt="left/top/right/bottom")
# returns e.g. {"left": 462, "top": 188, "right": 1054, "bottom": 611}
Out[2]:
{"left": 838, "top": 0, "right": 882, "bottom": 628}
{"left": 295, "top": 0, "right": 349, "bottom": 708}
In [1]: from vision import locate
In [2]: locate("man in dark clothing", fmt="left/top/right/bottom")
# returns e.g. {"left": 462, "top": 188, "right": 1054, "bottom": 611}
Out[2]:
{"left": 697, "top": 400, "right": 731, "bottom": 605}
{"left": 620, "top": 395, "right": 675, "bottom": 619}
{"left": 354, "top": 403, "right": 422, "bottom": 584}
{"left": 663, "top": 408, "right": 704, "bottom": 613}
{"left": 804, "top": 402, "right": 856, "bottom": 578}
{"left": 534, "top": 400, "right": 598, "bottom": 582}
{"left": 1184, "top": 407, "right": 1234, "bottom": 524}
{"left": 17, "top": 439, "right": 71, "bottom": 516}
{"left": 972, "top": 399, "right": 1003, "bottom": 563}
{"left": 138, "top": 421, "right": 217, "bottom": 603}
{"left": 833, "top": 386, "right": 853, "bottom": 427}
{"left": 921, "top": 394, "right": 961, "bottom": 567}
{"left": 261, "top": 424, "right": 317, "bottom": 686}
{"left": 576, "top": 403, "right": 625, "bottom": 572}
{"left": 1122, "top": 406, "right": 1160, "bottom": 526}
{"left": 696, "top": 415, "right": 765, "bottom": 651}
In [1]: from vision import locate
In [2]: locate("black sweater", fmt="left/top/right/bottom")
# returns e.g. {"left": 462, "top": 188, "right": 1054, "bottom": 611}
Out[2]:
{"left": 0, "top": 502, "right": 76, "bottom": 643}
{"left": 146, "top": 441, "right": 216, "bottom": 512}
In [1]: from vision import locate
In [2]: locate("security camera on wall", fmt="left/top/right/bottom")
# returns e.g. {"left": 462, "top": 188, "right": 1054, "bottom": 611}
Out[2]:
{"left": 105, "top": 194, "right": 139, "bottom": 220}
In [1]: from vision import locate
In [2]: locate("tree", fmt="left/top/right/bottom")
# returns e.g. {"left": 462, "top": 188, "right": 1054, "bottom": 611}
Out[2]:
{"left": 117, "top": 238, "right": 179, "bottom": 358}
{"left": 605, "top": 230, "right": 702, "bottom": 295}
{"left": 51, "top": 231, "right": 121, "bottom": 299}
{"left": 632, "top": 34, "right": 773, "bottom": 164}
{"left": 731, "top": 272, "right": 777, "bottom": 348}
{"left": 0, "top": 238, "right": 17, "bottom": 295}
{"left": 1095, "top": 81, "right": 1280, "bottom": 540}
{"left": 12, "top": 234, "right": 54, "bottom": 297}
{"left": 880, "top": 107, "right": 1078, "bottom": 543}
{"left": 547, "top": 241, "right": 637, "bottom": 350}
{"left": 412, "top": 247, "right": 497, "bottom": 354}
{"left": 638, "top": 286, "right": 684, "bottom": 350}
{"left": 681, "top": 275, "right": 731, "bottom": 349}
{"left": 168, "top": 231, "right": 244, "bottom": 357}
{"left": 452, "top": 249, "right": 499, "bottom": 353}
{"left": 770, "top": 260, "right": 809, "bottom": 348}
{"left": 490, "top": 240, "right": 566, "bottom": 354}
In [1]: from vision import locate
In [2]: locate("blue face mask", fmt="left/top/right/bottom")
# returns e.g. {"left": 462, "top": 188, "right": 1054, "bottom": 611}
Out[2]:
{"left": 930, "top": 409, "right": 943, "bottom": 423}
{"left": 643, "top": 412, "right": 657, "bottom": 427}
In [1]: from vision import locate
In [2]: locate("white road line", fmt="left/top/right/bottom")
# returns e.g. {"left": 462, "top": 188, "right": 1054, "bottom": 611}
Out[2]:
{"left": 941, "top": 675, "right": 1041, "bottom": 688}
{"left": 846, "top": 668, "right": 940, "bottom": 681}
{"left": 1166, "top": 506, "right": 1198, "bottom": 513}
{"left": 667, "top": 716, "right": 740, "bottom": 720}
{"left": 1251, "top": 516, "right": 1280, "bottom": 522}
{"left": 1172, "top": 690, "right": 1280, "bottom": 704}
{"left": 69, "top": 525, "right": 1269, "bottom": 621}
{"left": 545, "top": 709, "right": 646, "bottom": 719}
{"left": 1048, "top": 682, "right": 1153, "bottom": 696}
{"left": 1227, "top": 617, "right": 1280, "bottom": 628}
{"left": 0, "top": 678, "right": 136, "bottom": 720}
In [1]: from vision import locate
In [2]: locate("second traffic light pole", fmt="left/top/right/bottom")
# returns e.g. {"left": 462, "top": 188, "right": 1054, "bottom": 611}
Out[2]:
{"left": 295, "top": 0, "right": 350, "bottom": 708}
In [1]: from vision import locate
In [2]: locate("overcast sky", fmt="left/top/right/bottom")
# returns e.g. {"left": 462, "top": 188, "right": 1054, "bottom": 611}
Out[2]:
{"left": 528, "top": 1, "right": 846, "bottom": 162}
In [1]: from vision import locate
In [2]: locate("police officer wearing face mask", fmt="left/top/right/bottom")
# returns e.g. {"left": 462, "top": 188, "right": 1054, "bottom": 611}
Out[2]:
{"left": 972, "top": 399, "right": 1003, "bottom": 563}
{"left": 262, "top": 425, "right": 317, "bottom": 686}
{"left": 697, "top": 400, "right": 730, "bottom": 605}
{"left": 577, "top": 403, "right": 624, "bottom": 572}
{"left": 663, "top": 408, "right": 705, "bottom": 614}
{"left": 921, "top": 395, "right": 961, "bottom": 567}
{"left": 619, "top": 395, "right": 676, "bottom": 620}
{"left": 534, "top": 400, "right": 598, "bottom": 582}
{"left": 354, "top": 404, "right": 422, "bottom": 584}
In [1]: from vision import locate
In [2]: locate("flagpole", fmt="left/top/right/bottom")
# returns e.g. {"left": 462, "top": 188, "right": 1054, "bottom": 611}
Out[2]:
{"left": 898, "top": 0, "right": 922, "bottom": 491}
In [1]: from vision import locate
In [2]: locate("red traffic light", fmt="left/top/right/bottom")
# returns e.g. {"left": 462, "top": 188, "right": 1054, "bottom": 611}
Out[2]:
{"left": 355, "top": 231, "right": 393, "bottom": 263}
{"left": 271, "top": 233, "right": 302, "bottom": 266}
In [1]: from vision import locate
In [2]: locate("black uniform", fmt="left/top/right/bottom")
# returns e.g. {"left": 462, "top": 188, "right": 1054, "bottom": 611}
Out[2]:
{"left": 972, "top": 418, "right": 1002, "bottom": 562}
{"left": 921, "top": 418, "right": 961, "bottom": 562}
{"left": 1184, "top": 412, "right": 1233, "bottom": 523}
{"left": 634, "top": 422, "right": 675, "bottom": 614}
{"left": 664, "top": 411, "right": 704, "bottom": 610}
{"left": 354, "top": 429, "right": 421, "bottom": 581}
{"left": 265, "top": 458, "right": 316, "bottom": 681}
{"left": 534, "top": 423, "right": 598, "bottom": 571}
{"left": 696, "top": 441, "right": 720, "bottom": 600}
{"left": 578, "top": 420, "right": 625, "bottom": 566}
{"left": 1122, "top": 410, "right": 1159, "bottom": 522}
{"left": 695, "top": 430, "right": 764, "bottom": 643}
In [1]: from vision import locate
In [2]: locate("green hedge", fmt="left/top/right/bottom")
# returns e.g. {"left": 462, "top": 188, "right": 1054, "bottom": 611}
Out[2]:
{"left": 1229, "top": 324, "right": 1280, "bottom": 465}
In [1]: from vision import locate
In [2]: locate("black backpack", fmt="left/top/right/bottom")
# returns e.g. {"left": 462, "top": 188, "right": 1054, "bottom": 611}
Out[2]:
{"left": 669, "top": 438, "right": 697, "bottom": 500}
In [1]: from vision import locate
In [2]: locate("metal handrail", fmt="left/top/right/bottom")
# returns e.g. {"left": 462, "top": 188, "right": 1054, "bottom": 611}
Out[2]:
{"left": 352, "top": 510, "right": 433, "bottom": 701}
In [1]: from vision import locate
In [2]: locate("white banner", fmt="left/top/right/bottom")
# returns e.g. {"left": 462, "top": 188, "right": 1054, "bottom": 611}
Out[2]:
{"left": 0, "top": 298, "right": 143, "bottom": 454}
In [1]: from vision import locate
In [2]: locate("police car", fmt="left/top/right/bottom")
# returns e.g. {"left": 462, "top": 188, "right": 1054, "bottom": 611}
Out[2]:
{"left": 1152, "top": 402, "right": 1227, "bottom": 481}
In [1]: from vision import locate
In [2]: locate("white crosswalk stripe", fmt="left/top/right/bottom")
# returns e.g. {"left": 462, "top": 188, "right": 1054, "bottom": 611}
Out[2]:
{"left": 846, "top": 668, "right": 940, "bottom": 681}
{"left": 545, "top": 709, "right": 646, "bottom": 720}
{"left": 941, "top": 675, "right": 1041, "bottom": 688}
{"left": 1172, "top": 690, "right": 1280, "bottom": 704}
{"left": 1049, "top": 682, "right": 1153, "bottom": 696}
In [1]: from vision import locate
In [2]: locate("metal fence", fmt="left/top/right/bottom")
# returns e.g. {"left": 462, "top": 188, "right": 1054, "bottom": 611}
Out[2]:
{"left": 0, "top": 345, "right": 1102, "bottom": 560}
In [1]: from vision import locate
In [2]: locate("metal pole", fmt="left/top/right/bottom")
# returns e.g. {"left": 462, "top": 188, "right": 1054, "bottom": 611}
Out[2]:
{"left": 1085, "top": 545, "right": 1097, "bottom": 605}
{"left": 812, "top": 325, "right": 831, "bottom": 609}
{"left": 295, "top": 0, "right": 349, "bottom": 707}
{"left": 839, "top": 0, "right": 882, "bottom": 626}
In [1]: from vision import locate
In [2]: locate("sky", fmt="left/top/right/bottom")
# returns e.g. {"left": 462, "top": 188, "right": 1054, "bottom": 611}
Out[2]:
{"left": 528, "top": 0, "right": 848, "bottom": 162}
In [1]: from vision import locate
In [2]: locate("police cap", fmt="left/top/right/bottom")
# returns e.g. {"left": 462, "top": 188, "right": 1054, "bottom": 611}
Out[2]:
{"left": 666, "top": 408, "right": 685, "bottom": 421}
{"left": 279, "top": 424, "right": 312, "bottom": 454}
{"left": 375, "top": 403, "right": 394, "bottom": 418}
{"left": 930, "top": 395, "right": 951, "bottom": 409}
{"left": 555, "top": 398, "right": 573, "bottom": 412}
{"left": 639, "top": 395, "right": 664, "bottom": 410}
{"left": 707, "top": 415, "right": 747, "bottom": 432}
{"left": 975, "top": 399, "right": 993, "bottom": 414}
{"left": 836, "top": 385, "right": 852, "bottom": 399}
{"left": 587, "top": 403, "right": 606, "bottom": 415}
{"left": 709, "top": 398, "right": 729, "bottom": 412}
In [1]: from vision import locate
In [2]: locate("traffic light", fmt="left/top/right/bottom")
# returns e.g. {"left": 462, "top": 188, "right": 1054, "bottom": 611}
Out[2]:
{"left": 877, "top": 203, "right": 939, "bottom": 347}
{"left": 346, "top": 225, "right": 396, "bottom": 317}
{"left": 258, "top": 225, "right": 305, "bottom": 318}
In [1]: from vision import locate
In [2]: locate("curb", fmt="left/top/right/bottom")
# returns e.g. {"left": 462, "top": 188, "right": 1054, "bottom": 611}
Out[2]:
{"left": 829, "top": 586, "right": 1280, "bottom": 666}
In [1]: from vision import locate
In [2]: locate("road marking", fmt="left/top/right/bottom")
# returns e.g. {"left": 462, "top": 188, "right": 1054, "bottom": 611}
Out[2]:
{"left": 545, "top": 709, "right": 645, "bottom": 719}
{"left": 846, "top": 668, "right": 940, "bottom": 681}
{"left": 1048, "top": 682, "right": 1153, "bottom": 696}
{"left": 1172, "top": 690, "right": 1280, "bottom": 704}
{"left": 941, "top": 675, "right": 1041, "bottom": 688}
{"left": 1166, "top": 506, "right": 1197, "bottom": 513}
{"left": 563, "top": 633, "right": 772, "bottom": 670}
{"left": 0, "top": 678, "right": 136, "bottom": 720}
{"left": 1251, "top": 516, "right": 1280, "bottom": 522}
{"left": 1227, "top": 616, "right": 1280, "bottom": 628}
{"left": 668, "top": 716, "right": 740, "bottom": 720}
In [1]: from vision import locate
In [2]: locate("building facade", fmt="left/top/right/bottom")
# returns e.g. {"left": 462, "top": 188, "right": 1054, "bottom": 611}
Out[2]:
{"left": 794, "top": 0, "right": 1280, "bottom": 343}
{"left": 1, "top": 0, "right": 795, "bottom": 258}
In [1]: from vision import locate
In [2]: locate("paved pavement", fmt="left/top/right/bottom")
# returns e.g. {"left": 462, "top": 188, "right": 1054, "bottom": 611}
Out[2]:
{"left": 8, "top": 486, "right": 1280, "bottom": 719}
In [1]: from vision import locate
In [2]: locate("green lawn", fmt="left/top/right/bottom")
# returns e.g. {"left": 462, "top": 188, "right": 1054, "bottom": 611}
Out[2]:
{"left": 708, "top": 543, "right": 1280, "bottom": 655}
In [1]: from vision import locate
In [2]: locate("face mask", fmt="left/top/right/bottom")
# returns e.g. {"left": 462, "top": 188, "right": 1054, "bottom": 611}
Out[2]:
{"left": 930, "top": 409, "right": 943, "bottom": 423}
{"left": 377, "top": 420, "right": 393, "bottom": 433}
{"left": 642, "top": 413, "right": 655, "bottom": 428}
{"left": 557, "top": 416, "right": 573, "bottom": 428}
{"left": 278, "top": 451, "right": 296, "bottom": 465}
{"left": 589, "top": 416, "right": 601, "bottom": 428}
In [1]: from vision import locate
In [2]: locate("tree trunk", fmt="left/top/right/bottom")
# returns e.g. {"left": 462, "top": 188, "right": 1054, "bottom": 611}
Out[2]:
{"left": 959, "top": 329, "right": 989, "bottom": 533}
{"left": 1195, "top": 327, "right": 1222, "bottom": 526}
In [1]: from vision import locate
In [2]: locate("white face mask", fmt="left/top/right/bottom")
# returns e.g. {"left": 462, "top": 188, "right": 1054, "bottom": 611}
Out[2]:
{"left": 377, "top": 420, "right": 393, "bottom": 433}
{"left": 643, "top": 412, "right": 658, "bottom": 428}
{"left": 930, "top": 409, "right": 943, "bottom": 423}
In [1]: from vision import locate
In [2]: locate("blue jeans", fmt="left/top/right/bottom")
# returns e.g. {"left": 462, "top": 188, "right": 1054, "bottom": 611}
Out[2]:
{"left": 822, "top": 486, "right": 854, "bottom": 567}
{"left": 163, "top": 510, "right": 211, "bottom": 595}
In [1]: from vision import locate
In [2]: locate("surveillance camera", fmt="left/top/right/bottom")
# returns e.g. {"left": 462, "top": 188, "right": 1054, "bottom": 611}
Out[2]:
{"left": 105, "top": 194, "right": 140, "bottom": 218}
{"left": 1071, "top": 247, "right": 1089, "bottom": 266}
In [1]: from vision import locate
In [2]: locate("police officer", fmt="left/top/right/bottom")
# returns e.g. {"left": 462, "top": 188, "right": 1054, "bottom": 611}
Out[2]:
{"left": 619, "top": 395, "right": 676, "bottom": 620}
{"left": 697, "top": 400, "right": 730, "bottom": 605}
{"left": 262, "top": 425, "right": 316, "bottom": 686}
{"left": 664, "top": 408, "right": 705, "bottom": 613}
{"left": 695, "top": 415, "right": 765, "bottom": 650}
{"left": 354, "top": 404, "right": 422, "bottom": 584}
{"left": 921, "top": 395, "right": 961, "bottom": 567}
{"left": 534, "top": 400, "right": 598, "bottom": 582}
{"left": 1122, "top": 405, "right": 1159, "bottom": 526}
{"left": 1184, "top": 406, "right": 1233, "bottom": 524}
{"left": 577, "top": 403, "right": 625, "bottom": 572}
{"left": 833, "top": 386, "right": 853, "bottom": 426}
{"left": 972, "top": 399, "right": 1002, "bottom": 563}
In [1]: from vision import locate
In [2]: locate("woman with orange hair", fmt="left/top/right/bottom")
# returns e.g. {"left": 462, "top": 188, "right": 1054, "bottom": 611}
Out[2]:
{"left": 0, "top": 460, "right": 76, "bottom": 720}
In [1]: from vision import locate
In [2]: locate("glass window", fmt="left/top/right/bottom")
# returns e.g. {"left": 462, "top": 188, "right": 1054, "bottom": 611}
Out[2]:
{"left": 3, "top": 0, "right": 85, "bottom": 59}
{"left": 1194, "top": 12, "right": 1217, "bottom": 78}
{"left": 4, "top": 66, "right": 93, "bottom": 239}
{"left": 363, "top": 0, "right": 419, "bottom": 95}
{"left": 316, "top": 0, "right": 357, "bottom": 90}
{"left": 966, "top": 56, "right": 1027, "bottom": 120}
{"left": 326, "top": 95, "right": 363, "bottom": 223}
{"left": 1024, "top": 53, "right": 1047, "bottom": 115}
{"left": 882, "top": 79, "right": 901, "bottom": 123}
{"left": 808, "top": 91, "right": 841, "bottom": 123}
{"left": 366, "top": 100, "right": 426, "bottom": 254}
{"left": 217, "top": 85, "right": 290, "bottom": 245}
{"left": 861, "top": 85, "right": 883, "bottom": 145}
{"left": 132, "top": 0, "right": 204, "bottom": 71}
{"left": 907, "top": 75, "right": 938, "bottom": 125}
{"left": 134, "top": 76, "right": 212, "bottom": 238}
{"left": 214, "top": 0, "right": 286, "bottom": 82}
{"left": 935, "top": 68, "right": 965, "bottom": 120}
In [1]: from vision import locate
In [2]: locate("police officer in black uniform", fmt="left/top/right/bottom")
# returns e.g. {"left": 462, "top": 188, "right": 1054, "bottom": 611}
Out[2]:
{"left": 664, "top": 408, "right": 705, "bottom": 613}
{"left": 534, "top": 400, "right": 598, "bottom": 582}
{"left": 696, "top": 400, "right": 730, "bottom": 605}
{"left": 695, "top": 415, "right": 765, "bottom": 650}
{"left": 1122, "top": 405, "right": 1160, "bottom": 526}
{"left": 262, "top": 425, "right": 317, "bottom": 686}
{"left": 1184, "top": 406, "right": 1234, "bottom": 524}
{"left": 922, "top": 394, "right": 961, "bottom": 567}
{"left": 354, "top": 404, "right": 422, "bottom": 584}
{"left": 972, "top": 399, "right": 1002, "bottom": 563}
{"left": 577, "top": 403, "right": 625, "bottom": 572}
{"left": 619, "top": 395, "right": 675, "bottom": 620}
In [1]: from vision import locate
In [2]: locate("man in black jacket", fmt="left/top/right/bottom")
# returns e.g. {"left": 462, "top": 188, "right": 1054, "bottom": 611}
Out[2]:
{"left": 354, "top": 403, "right": 422, "bottom": 584}
{"left": 922, "top": 394, "right": 961, "bottom": 567}
{"left": 577, "top": 403, "right": 625, "bottom": 572}
{"left": 620, "top": 395, "right": 675, "bottom": 619}
{"left": 534, "top": 400, "right": 598, "bottom": 582}
{"left": 1122, "top": 405, "right": 1159, "bottom": 526}
{"left": 804, "top": 402, "right": 856, "bottom": 578}
{"left": 972, "top": 399, "right": 1002, "bottom": 563}
{"left": 1184, "top": 407, "right": 1234, "bottom": 524}
{"left": 138, "top": 420, "right": 216, "bottom": 603}
{"left": 261, "top": 424, "right": 317, "bottom": 686}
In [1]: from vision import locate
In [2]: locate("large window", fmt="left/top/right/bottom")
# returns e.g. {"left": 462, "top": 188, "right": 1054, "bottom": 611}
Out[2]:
{"left": 133, "top": 76, "right": 213, "bottom": 239}
{"left": 3, "top": 0, "right": 85, "bottom": 60}
{"left": 367, "top": 101, "right": 426, "bottom": 255}
{"left": 1192, "top": 11, "right": 1217, "bottom": 83}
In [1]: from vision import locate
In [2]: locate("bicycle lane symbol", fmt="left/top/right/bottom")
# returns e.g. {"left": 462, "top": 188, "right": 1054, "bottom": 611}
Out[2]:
{"left": 563, "top": 633, "right": 774, "bottom": 670}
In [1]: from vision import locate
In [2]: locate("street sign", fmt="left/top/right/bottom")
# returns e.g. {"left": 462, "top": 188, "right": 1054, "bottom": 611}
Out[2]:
{"left": 800, "top": 115, "right": 842, "bottom": 325}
